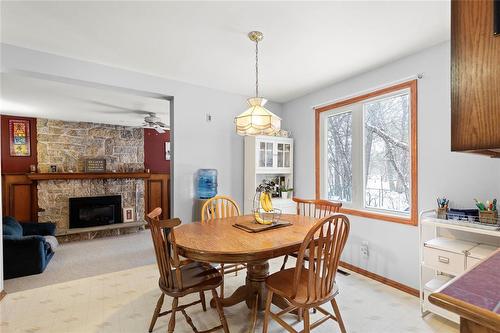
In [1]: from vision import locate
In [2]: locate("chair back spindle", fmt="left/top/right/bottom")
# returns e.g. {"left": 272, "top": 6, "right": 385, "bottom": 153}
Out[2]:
{"left": 201, "top": 195, "right": 241, "bottom": 222}
{"left": 293, "top": 214, "right": 350, "bottom": 303}
{"left": 147, "top": 207, "right": 183, "bottom": 290}
{"left": 293, "top": 198, "right": 342, "bottom": 219}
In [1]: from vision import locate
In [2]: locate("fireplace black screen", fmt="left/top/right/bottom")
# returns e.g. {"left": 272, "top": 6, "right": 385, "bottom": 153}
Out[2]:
{"left": 69, "top": 195, "right": 122, "bottom": 229}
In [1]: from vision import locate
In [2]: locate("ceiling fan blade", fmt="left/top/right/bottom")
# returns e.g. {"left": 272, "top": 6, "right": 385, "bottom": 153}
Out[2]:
{"left": 87, "top": 100, "right": 152, "bottom": 115}
{"left": 88, "top": 101, "right": 134, "bottom": 111}
{"left": 154, "top": 127, "right": 166, "bottom": 134}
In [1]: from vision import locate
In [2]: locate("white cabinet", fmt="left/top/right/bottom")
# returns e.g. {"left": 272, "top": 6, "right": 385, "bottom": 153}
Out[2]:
{"left": 255, "top": 136, "right": 293, "bottom": 174}
{"left": 423, "top": 238, "right": 476, "bottom": 275}
{"left": 419, "top": 211, "right": 500, "bottom": 324}
{"left": 244, "top": 135, "right": 294, "bottom": 214}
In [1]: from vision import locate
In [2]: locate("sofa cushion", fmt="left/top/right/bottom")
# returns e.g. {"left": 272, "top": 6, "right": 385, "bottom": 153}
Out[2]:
{"left": 2, "top": 216, "right": 23, "bottom": 238}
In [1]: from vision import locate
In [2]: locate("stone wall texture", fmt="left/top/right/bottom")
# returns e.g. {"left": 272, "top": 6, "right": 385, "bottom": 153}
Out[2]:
{"left": 36, "top": 119, "right": 145, "bottom": 230}
{"left": 37, "top": 119, "right": 144, "bottom": 173}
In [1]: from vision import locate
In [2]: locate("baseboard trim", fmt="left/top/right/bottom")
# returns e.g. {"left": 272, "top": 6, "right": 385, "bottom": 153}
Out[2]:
{"left": 339, "top": 261, "right": 419, "bottom": 297}
{"left": 0, "top": 290, "right": 6, "bottom": 302}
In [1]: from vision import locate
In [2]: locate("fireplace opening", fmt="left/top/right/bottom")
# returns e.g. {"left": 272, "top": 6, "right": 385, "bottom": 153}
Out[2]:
{"left": 69, "top": 195, "right": 122, "bottom": 229}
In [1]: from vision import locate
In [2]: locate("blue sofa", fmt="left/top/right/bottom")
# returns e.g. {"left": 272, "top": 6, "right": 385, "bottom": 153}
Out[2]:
{"left": 2, "top": 216, "right": 57, "bottom": 279}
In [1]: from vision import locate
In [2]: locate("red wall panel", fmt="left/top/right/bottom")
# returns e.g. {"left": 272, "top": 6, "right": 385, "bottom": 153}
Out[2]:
{"left": 1, "top": 115, "right": 38, "bottom": 173}
{"left": 144, "top": 128, "right": 170, "bottom": 173}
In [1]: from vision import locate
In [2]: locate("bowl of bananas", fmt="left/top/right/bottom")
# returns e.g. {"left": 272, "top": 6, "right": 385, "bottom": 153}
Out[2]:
{"left": 253, "top": 180, "right": 282, "bottom": 225}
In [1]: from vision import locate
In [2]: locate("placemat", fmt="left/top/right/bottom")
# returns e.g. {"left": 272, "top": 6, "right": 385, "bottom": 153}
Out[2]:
{"left": 233, "top": 220, "right": 291, "bottom": 233}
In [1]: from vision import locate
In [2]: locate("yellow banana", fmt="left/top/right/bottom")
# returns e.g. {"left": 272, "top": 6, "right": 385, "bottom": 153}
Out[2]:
{"left": 254, "top": 212, "right": 272, "bottom": 225}
{"left": 260, "top": 192, "right": 273, "bottom": 212}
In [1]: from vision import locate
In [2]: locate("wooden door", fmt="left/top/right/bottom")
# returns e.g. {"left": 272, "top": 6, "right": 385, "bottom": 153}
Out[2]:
{"left": 144, "top": 173, "right": 170, "bottom": 220}
{"left": 2, "top": 173, "right": 38, "bottom": 222}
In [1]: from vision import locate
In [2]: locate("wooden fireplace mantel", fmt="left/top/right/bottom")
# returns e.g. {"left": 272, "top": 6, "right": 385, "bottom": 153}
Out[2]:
{"left": 26, "top": 172, "right": 151, "bottom": 181}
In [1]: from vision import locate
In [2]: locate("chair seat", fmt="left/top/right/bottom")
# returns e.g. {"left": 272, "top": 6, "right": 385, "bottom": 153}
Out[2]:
{"left": 266, "top": 268, "right": 338, "bottom": 306}
{"left": 159, "top": 261, "right": 222, "bottom": 294}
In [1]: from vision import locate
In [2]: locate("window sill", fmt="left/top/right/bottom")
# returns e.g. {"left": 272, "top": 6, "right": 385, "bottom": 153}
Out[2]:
{"left": 339, "top": 207, "right": 417, "bottom": 226}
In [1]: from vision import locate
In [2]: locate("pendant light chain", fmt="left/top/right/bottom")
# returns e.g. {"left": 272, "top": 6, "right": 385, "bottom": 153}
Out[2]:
{"left": 255, "top": 39, "right": 259, "bottom": 97}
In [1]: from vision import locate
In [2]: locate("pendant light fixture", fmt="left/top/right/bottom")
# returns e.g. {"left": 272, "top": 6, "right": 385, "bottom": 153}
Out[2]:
{"left": 235, "top": 31, "right": 281, "bottom": 136}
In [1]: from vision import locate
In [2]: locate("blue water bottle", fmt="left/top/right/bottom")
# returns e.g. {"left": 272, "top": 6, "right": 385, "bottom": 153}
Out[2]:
{"left": 197, "top": 169, "right": 217, "bottom": 199}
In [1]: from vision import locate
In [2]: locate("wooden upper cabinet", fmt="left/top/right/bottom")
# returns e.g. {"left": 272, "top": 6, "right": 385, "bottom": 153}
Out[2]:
{"left": 451, "top": 0, "right": 500, "bottom": 156}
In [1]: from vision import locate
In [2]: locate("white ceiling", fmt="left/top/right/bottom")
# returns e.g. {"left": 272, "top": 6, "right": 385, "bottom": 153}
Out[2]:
{"left": 0, "top": 73, "right": 170, "bottom": 127}
{"left": 0, "top": 1, "right": 450, "bottom": 103}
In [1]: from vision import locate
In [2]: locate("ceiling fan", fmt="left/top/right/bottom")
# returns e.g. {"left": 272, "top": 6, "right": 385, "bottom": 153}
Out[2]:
{"left": 87, "top": 100, "right": 169, "bottom": 133}
{"left": 142, "top": 112, "right": 169, "bottom": 133}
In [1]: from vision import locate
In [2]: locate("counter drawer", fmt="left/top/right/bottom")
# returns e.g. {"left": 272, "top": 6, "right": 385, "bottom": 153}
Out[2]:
{"left": 466, "top": 257, "right": 482, "bottom": 269}
{"left": 423, "top": 247, "right": 465, "bottom": 275}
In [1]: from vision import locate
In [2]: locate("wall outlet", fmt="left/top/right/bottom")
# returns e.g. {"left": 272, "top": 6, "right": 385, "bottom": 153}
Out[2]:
{"left": 360, "top": 241, "right": 369, "bottom": 258}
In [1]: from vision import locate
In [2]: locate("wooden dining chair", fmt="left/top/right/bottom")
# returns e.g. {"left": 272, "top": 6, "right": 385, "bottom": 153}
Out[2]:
{"left": 201, "top": 195, "right": 245, "bottom": 299}
{"left": 263, "top": 214, "right": 350, "bottom": 333}
{"left": 147, "top": 208, "right": 230, "bottom": 333}
{"left": 280, "top": 198, "right": 342, "bottom": 270}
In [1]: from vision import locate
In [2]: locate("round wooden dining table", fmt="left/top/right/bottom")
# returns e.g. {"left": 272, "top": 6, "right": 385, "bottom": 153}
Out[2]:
{"left": 174, "top": 214, "right": 319, "bottom": 316}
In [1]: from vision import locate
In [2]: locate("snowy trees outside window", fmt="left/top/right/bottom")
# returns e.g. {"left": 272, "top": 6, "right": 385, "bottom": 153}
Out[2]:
{"left": 324, "top": 91, "right": 411, "bottom": 214}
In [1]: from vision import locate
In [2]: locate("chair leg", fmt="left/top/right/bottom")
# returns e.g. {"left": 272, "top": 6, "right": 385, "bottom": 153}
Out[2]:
{"left": 199, "top": 291, "right": 207, "bottom": 311}
{"left": 211, "top": 289, "right": 230, "bottom": 333}
{"left": 331, "top": 298, "right": 347, "bottom": 333}
{"left": 297, "top": 308, "right": 303, "bottom": 322}
{"left": 167, "top": 297, "right": 178, "bottom": 333}
{"left": 220, "top": 264, "right": 225, "bottom": 299}
{"left": 262, "top": 291, "right": 273, "bottom": 333}
{"left": 303, "top": 307, "right": 310, "bottom": 333}
{"left": 148, "top": 293, "right": 165, "bottom": 333}
{"left": 280, "top": 255, "right": 289, "bottom": 271}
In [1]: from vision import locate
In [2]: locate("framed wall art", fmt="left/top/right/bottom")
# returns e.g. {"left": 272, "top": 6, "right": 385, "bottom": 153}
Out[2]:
{"left": 9, "top": 119, "right": 31, "bottom": 157}
{"left": 85, "top": 158, "right": 106, "bottom": 172}
{"left": 123, "top": 207, "right": 135, "bottom": 223}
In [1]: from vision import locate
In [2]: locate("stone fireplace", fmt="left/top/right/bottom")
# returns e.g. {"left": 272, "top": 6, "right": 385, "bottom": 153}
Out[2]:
{"left": 36, "top": 119, "right": 145, "bottom": 232}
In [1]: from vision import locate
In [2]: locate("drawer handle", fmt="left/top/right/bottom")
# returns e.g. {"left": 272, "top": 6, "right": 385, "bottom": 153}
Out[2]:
{"left": 438, "top": 256, "right": 450, "bottom": 264}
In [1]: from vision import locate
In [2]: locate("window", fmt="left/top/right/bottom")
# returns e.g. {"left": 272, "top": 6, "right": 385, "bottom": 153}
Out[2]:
{"left": 316, "top": 81, "right": 417, "bottom": 225}
{"left": 326, "top": 111, "right": 352, "bottom": 202}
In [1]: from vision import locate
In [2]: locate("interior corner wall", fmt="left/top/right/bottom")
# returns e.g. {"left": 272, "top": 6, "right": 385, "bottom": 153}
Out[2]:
{"left": 282, "top": 41, "right": 500, "bottom": 289}
{"left": 0, "top": 43, "right": 283, "bottom": 224}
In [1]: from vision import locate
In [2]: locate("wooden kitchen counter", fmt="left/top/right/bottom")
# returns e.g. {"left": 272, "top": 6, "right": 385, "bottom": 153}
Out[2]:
{"left": 429, "top": 249, "right": 500, "bottom": 333}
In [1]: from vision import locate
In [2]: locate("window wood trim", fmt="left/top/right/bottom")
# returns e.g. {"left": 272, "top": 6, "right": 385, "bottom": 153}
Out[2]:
{"left": 315, "top": 80, "right": 418, "bottom": 226}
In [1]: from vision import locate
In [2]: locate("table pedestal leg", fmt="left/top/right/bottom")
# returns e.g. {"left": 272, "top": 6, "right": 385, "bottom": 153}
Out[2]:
{"left": 210, "top": 260, "right": 269, "bottom": 310}
{"left": 245, "top": 260, "right": 269, "bottom": 311}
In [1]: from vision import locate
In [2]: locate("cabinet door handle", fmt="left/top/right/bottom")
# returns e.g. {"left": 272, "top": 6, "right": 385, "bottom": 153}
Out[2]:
{"left": 438, "top": 256, "right": 450, "bottom": 264}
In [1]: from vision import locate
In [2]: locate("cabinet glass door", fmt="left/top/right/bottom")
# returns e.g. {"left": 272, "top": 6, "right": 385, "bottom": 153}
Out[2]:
{"left": 258, "top": 142, "right": 266, "bottom": 167}
{"left": 265, "top": 142, "right": 274, "bottom": 167}
{"left": 284, "top": 143, "right": 291, "bottom": 168}
{"left": 277, "top": 142, "right": 291, "bottom": 168}
{"left": 277, "top": 143, "right": 284, "bottom": 167}
{"left": 258, "top": 141, "right": 274, "bottom": 168}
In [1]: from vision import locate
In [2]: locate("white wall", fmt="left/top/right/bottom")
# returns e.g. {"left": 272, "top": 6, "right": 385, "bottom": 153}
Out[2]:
{"left": 282, "top": 41, "right": 500, "bottom": 289}
{"left": 0, "top": 44, "right": 282, "bottom": 224}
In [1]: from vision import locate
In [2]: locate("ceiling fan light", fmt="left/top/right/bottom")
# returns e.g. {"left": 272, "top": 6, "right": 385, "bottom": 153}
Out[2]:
{"left": 235, "top": 98, "right": 281, "bottom": 136}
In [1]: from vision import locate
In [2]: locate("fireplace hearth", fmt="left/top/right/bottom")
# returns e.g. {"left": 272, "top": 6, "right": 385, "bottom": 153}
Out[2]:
{"left": 69, "top": 195, "right": 122, "bottom": 229}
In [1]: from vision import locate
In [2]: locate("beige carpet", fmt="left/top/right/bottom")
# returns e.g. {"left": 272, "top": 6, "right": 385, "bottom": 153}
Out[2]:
{"left": 3, "top": 231, "right": 155, "bottom": 293}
